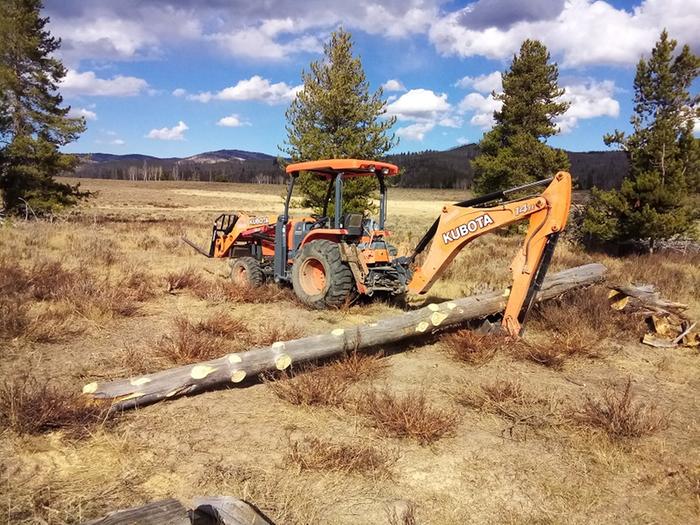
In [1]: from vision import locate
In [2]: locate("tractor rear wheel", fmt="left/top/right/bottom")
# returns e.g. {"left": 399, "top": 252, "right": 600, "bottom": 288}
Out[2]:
{"left": 230, "top": 256, "right": 264, "bottom": 287}
{"left": 292, "top": 240, "right": 356, "bottom": 308}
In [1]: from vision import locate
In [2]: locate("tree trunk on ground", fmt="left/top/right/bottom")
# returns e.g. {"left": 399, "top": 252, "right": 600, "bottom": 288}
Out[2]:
{"left": 83, "top": 264, "right": 606, "bottom": 411}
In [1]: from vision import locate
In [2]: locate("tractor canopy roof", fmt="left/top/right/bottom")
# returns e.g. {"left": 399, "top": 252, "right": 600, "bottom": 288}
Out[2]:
{"left": 285, "top": 159, "right": 399, "bottom": 179}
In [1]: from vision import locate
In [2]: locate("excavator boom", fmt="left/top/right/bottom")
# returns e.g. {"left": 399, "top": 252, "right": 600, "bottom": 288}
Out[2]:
{"left": 407, "top": 171, "right": 572, "bottom": 337}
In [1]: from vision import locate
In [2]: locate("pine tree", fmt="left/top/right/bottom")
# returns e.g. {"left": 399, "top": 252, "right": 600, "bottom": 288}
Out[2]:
{"left": 0, "top": 0, "right": 86, "bottom": 216}
{"left": 583, "top": 31, "right": 699, "bottom": 250}
{"left": 472, "top": 40, "right": 570, "bottom": 195}
{"left": 281, "top": 29, "right": 397, "bottom": 215}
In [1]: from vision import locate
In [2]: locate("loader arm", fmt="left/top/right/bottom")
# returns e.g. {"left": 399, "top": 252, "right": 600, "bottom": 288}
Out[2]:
{"left": 407, "top": 171, "right": 572, "bottom": 337}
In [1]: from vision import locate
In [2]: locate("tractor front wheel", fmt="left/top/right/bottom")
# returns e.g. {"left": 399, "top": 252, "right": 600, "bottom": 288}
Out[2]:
{"left": 229, "top": 256, "right": 264, "bottom": 287}
{"left": 292, "top": 240, "right": 356, "bottom": 308}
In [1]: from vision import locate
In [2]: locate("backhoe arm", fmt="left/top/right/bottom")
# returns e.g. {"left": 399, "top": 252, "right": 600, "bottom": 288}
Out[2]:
{"left": 407, "top": 172, "right": 572, "bottom": 337}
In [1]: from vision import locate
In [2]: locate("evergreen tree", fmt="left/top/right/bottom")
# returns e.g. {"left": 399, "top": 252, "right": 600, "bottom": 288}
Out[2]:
{"left": 472, "top": 40, "right": 570, "bottom": 195}
{"left": 281, "top": 29, "right": 397, "bottom": 215}
{"left": 0, "top": 0, "right": 86, "bottom": 216}
{"left": 583, "top": 31, "right": 699, "bottom": 250}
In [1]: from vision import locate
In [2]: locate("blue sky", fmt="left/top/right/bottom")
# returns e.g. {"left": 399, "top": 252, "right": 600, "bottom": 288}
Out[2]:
{"left": 46, "top": 0, "right": 699, "bottom": 157}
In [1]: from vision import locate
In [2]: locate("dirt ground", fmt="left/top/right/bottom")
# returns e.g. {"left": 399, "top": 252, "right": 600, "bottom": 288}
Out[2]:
{"left": 1, "top": 178, "right": 698, "bottom": 524}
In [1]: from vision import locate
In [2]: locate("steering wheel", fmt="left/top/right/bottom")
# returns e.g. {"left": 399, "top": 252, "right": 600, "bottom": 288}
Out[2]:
{"left": 309, "top": 214, "right": 329, "bottom": 229}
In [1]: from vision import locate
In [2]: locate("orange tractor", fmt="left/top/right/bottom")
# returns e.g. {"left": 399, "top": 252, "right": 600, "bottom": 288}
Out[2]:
{"left": 184, "top": 159, "right": 572, "bottom": 336}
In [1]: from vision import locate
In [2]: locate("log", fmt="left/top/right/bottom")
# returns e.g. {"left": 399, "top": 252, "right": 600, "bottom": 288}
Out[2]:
{"left": 610, "top": 283, "right": 688, "bottom": 316}
{"left": 83, "top": 264, "right": 606, "bottom": 411}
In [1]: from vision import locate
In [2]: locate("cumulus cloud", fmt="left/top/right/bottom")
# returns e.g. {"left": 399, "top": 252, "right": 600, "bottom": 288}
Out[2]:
{"left": 60, "top": 69, "right": 149, "bottom": 97}
{"left": 172, "top": 88, "right": 187, "bottom": 97}
{"left": 556, "top": 80, "right": 620, "bottom": 133}
{"left": 382, "top": 79, "right": 406, "bottom": 92}
{"left": 189, "top": 75, "right": 301, "bottom": 105}
{"left": 146, "top": 120, "right": 188, "bottom": 140}
{"left": 387, "top": 88, "right": 457, "bottom": 141}
{"left": 429, "top": 0, "right": 700, "bottom": 67}
{"left": 386, "top": 89, "right": 451, "bottom": 121}
{"left": 455, "top": 71, "right": 502, "bottom": 93}
{"left": 396, "top": 122, "right": 436, "bottom": 141}
{"left": 67, "top": 106, "right": 97, "bottom": 120}
{"left": 216, "top": 114, "right": 251, "bottom": 127}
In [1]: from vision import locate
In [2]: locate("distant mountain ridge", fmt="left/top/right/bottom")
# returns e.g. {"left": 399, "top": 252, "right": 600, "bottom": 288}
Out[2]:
{"left": 71, "top": 145, "right": 628, "bottom": 190}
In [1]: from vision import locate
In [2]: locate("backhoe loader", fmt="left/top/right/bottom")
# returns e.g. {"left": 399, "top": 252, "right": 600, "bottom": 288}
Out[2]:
{"left": 183, "top": 159, "right": 572, "bottom": 336}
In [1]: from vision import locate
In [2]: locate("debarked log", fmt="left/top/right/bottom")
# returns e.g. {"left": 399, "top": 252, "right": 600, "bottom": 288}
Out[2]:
{"left": 83, "top": 263, "right": 606, "bottom": 411}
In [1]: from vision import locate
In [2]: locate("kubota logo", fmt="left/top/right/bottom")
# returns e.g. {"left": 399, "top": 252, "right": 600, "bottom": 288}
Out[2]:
{"left": 442, "top": 214, "right": 494, "bottom": 244}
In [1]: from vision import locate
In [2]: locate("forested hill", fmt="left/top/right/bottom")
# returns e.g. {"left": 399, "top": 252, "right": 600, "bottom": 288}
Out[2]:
{"left": 70, "top": 145, "right": 628, "bottom": 190}
{"left": 387, "top": 145, "right": 628, "bottom": 190}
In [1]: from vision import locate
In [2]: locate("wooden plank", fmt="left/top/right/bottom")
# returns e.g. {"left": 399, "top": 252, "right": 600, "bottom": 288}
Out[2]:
{"left": 83, "top": 499, "right": 190, "bottom": 525}
{"left": 82, "top": 263, "right": 606, "bottom": 411}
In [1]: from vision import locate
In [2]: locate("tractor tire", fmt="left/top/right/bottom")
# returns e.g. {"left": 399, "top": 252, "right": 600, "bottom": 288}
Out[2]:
{"left": 229, "top": 256, "right": 264, "bottom": 287}
{"left": 292, "top": 240, "right": 356, "bottom": 309}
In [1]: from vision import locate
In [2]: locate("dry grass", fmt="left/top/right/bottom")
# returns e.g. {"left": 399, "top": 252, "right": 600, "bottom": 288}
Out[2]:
{"left": 165, "top": 266, "right": 204, "bottom": 292}
{"left": 286, "top": 435, "right": 395, "bottom": 478}
{"left": 441, "top": 330, "right": 506, "bottom": 365}
{"left": 0, "top": 377, "right": 110, "bottom": 438}
{"left": 155, "top": 314, "right": 248, "bottom": 364}
{"left": 573, "top": 377, "right": 668, "bottom": 441}
{"left": 453, "top": 379, "right": 562, "bottom": 438}
{"left": 323, "top": 351, "right": 388, "bottom": 382}
{"left": 353, "top": 388, "right": 458, "bottom": 445}
{"left": 267, "top": 368, "right": 349, "bottom": 407}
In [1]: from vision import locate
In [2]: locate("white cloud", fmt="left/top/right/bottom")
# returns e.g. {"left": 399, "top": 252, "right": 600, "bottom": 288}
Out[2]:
{"left": 190, "top": 75, "right": 301, "bottom": 105}
{"left": 382, "top": 79, "right": 406, "bottom": 92}
{"left": 556, "top": 80, "right": 620, "bottom": 133}
{"left": 209, "top": 26, "right": 321, "bottom": 60}
{"left": 172, "top": 88, "right": 187, "bottom": 97}
{"left": 111, "top": 138, "right": 126, "bottom": 145}
{"left": 67, "top": 106, "right": 97, "bottom": 120}
{"left": 396, "top": 122, "right": 436, "bottom": 141}
{"left": 146, "top": 121, "right": 188, "bottom": 141}
{"left": 429, "top": 0, "right": 700, "bottom": 67}
{"left": 216, "top": 114, "right": 251, "bottom": 127}
{"left": 458, "top": 92, "right": 503, "bottom": 129}
{"left": 60, "top": 69, "right": 149, "bottom": 97}
{"left": 456, "top": 136, "right": 471, "bottom": 145}
{"left": 455, "top": 71, "right": 502, "bottom": 93}
{"left": 386, "top": 89, "right": 451, "bottom": 121}
{"left": 387, "top": 88, "right": 459, "bottom": 141}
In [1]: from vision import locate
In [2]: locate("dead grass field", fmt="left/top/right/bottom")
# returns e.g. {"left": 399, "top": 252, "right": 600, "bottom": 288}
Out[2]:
{"left": 1, "top": 177, "right": 698, "bottom": 524}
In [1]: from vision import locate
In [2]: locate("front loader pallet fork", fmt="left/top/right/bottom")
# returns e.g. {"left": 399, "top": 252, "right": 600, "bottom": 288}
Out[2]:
{"left": 406, "top": 172, "right": 572, "bottom": 337}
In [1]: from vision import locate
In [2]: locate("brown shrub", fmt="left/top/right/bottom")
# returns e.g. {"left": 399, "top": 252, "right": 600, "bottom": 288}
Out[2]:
{"left": 286, "top": 436, "right": 394, "bottom": 478}
{"left": 0, "top": 297, "right": 30, "bottom": 340}
{"left": 165, "top": 267, "right": 204, "bottom": 292}
{"left": 0, "top": 260, "right": 30, "bottom": 296}
{"left": 195, "top": 311, "right": 249, "bottom": 338}
{"left": 324, "top": 351, "right": 388, "bottom": 382}
{"left": 354, "top": 388, "right": 458, "bottom": 445}
{"left": 121, "top": 269, "right": 158, "bottom": 302}
{"left": 513, "top": 341, "right": 567, "bottom": 369}
{"left": 267, "top": 369, "right": 349, "bottom": 407}
{"left": 0, "top": 377, "right": 110, "bottom": 438}
{"left": 155, "top": 316, "right": 225, "bottom": 364}
{"left": 573, "top": 377, "right": 667, "bottom": 441}
{"left": 441, "top": 330, "right": 506, "bottom": 365}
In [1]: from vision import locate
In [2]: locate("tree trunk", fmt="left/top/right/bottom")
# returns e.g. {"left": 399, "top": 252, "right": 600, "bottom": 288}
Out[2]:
{"left": 83, "top": 264, "right": 606, "bottom": 411}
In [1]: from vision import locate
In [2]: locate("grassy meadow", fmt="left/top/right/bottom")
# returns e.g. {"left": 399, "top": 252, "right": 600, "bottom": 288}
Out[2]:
{"left": 0, "top": 178, "right": 698, "bottom": 524}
